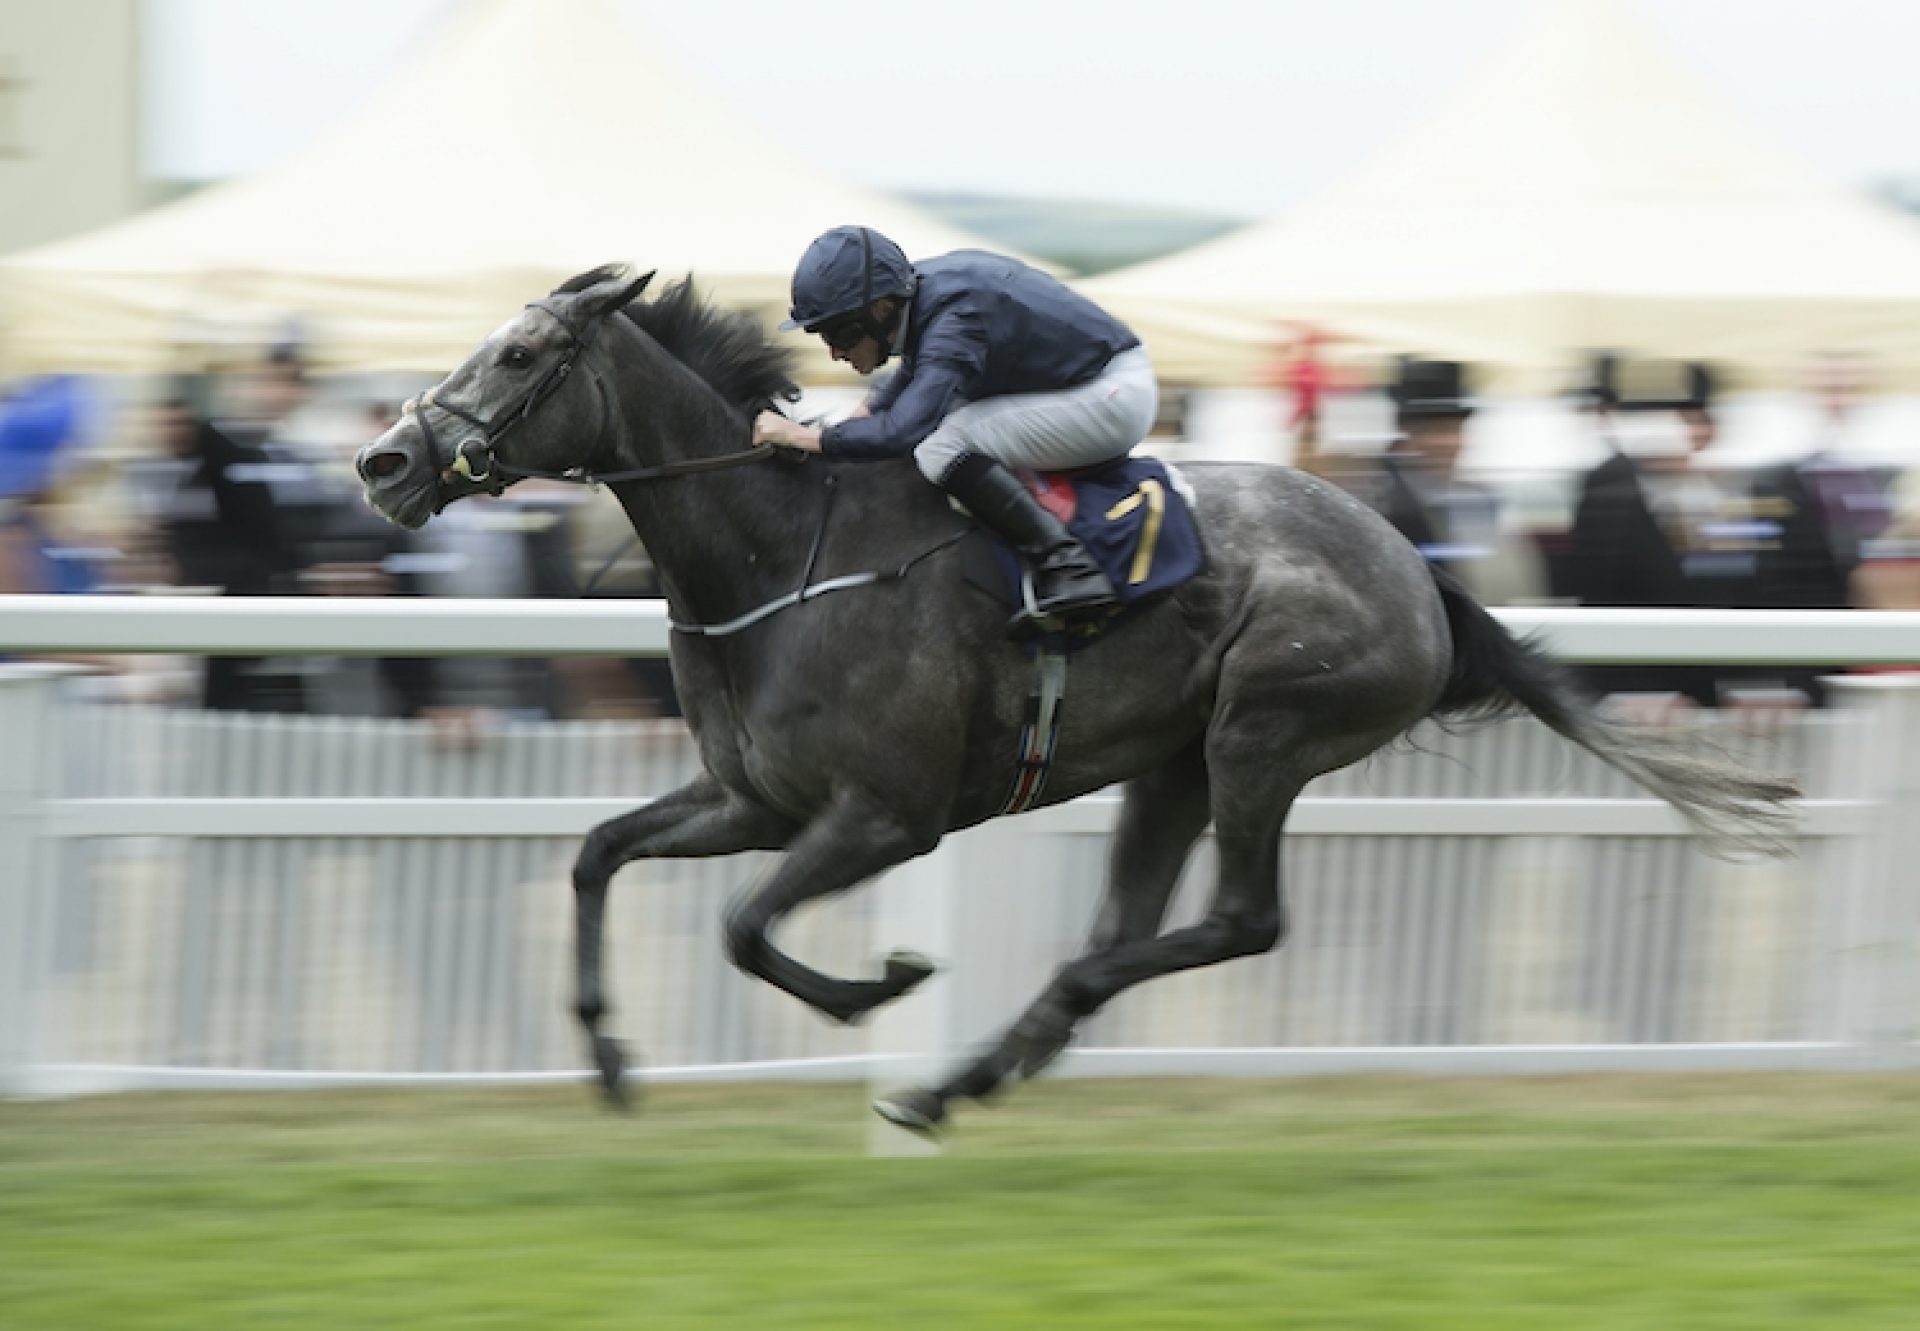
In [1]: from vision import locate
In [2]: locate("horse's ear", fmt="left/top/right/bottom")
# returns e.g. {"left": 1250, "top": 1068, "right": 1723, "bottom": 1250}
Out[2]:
{"left": 573, "top": 267, "right": 655, "bottom": 323}
{"left": 616, "top": 268, "right": 656, "bottom": 307}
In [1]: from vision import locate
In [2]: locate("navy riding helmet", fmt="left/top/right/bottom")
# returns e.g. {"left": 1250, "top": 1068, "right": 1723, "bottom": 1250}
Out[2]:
{"left": 780, "top": 226, "right": 916, "bottom": 340}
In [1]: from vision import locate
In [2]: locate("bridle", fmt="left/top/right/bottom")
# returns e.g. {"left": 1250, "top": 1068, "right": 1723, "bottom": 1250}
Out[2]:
{"left": 404, "top": 295, "right": 778, "bottom": 500}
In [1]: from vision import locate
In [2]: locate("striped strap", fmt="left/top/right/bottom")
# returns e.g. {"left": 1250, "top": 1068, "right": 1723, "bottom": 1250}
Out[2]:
{"left": 999, "top": 649, "right": 1069, "bottom": 814}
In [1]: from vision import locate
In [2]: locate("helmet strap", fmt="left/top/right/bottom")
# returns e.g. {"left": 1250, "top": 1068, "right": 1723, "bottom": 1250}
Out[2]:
{"left": 860, "top": 301, "right": 903, "bottom": 363}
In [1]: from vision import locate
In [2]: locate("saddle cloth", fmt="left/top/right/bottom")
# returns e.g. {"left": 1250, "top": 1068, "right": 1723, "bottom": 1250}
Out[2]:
{"left": 970, "top": 456, "right": 1206, "bottom": 646}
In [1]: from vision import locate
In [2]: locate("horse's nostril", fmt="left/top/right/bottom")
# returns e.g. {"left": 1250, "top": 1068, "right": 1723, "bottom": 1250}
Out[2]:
{"left": 362, "top": 449, "right": 409, "bottom": 482}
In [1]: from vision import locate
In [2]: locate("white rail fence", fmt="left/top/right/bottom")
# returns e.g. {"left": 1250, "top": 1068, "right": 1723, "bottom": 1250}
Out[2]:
{"left": 1, "top": 598, "right": 1918, "bottom": 1109}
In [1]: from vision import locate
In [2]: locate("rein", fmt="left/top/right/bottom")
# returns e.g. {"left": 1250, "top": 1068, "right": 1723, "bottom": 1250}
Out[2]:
{"left": 487, "top": 440, "right": 783, "bottom": 488}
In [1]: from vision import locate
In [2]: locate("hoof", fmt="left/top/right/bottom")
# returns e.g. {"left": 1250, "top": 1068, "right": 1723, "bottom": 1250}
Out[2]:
{"left": 831, "top": 951, "right": 940, "bottom": 1027}
{"left": 872, "top": 1087, "right": 947, "bottom": 1138}
{"left": 591, "top": 1034, "right": 635, "bottom": 1111}
{"left": 883, "top": 949, "right": 937, "bottom": 994}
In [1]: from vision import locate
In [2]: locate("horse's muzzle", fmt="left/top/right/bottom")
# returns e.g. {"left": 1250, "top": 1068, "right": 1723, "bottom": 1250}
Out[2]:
{"left": 355, "top": 437, "right": 439, "bottom": 529}
{"left": 357, "top": 444, "right": 411, "bottom": 482}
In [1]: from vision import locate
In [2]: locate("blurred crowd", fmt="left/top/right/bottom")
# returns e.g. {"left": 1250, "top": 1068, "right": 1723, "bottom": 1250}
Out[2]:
{"left": 1293, "top": 348, "right": 1908, "bottom": 714}
{"left": 3, "top": 341, "right": 1916, "bottom": 720}
{"left": 0, "top": 346, "right": 681, "bottom": 722}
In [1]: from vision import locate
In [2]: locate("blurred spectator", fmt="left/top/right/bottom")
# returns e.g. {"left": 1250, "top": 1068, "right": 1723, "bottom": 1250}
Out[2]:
{"left": 1378, "top": 358, "right": 1473, "bottom": 569}
{"left": 148, "top": 392, "right": 305, "bottom": 712}
{"left": 1372, "top": 357, "right": 1543, "bottom": 605}
{"left": 1563, "top": 355, "right": 1727, "bottom": 707}
{"left": 403, "top": 487, "right": 575, "bottom": 720}
{"left": 1734, "top": 354, "right": 1893, "bottom": 703}
{"left": 1269, "top": 325, "right": 1332, "bottom": 474}
{"left": 1748, "top": 353, "right": 1887, "bottom": 611}
{"left": 296, "top": 400, "right": 440, "bottom": 719}
{"left": 1853, "top": 466, "right": 1920, "bottom": 616}
{"left": 247, "top": 343, "right": 345, "bottom": 585}
{"left": 0, "top": 376, "right": 101, "bottom": 597}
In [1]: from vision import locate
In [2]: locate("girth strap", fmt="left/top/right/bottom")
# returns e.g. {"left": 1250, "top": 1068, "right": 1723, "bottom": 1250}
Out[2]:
{"left": 999, "top": 648, "right": 1069, "bottom": 814}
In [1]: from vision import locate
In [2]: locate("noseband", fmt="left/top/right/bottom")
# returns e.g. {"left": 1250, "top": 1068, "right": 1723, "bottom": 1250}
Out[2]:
{"left": 404, "top": 296, "right": 778, "bottom": 496}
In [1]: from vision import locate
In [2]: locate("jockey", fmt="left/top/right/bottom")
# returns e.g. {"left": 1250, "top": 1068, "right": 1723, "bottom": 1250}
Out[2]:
{"left": 752, "top": 225, "right": 1158, "bottom": 634}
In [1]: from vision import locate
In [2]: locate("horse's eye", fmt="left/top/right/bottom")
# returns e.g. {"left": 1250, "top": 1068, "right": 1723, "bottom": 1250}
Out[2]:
{"left": 501, "top": 344, "right": 534, "bottom": 369}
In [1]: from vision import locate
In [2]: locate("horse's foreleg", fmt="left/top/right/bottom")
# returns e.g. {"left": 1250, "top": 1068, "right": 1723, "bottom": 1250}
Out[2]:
{"left": 571, "top": 774, "right": 796, "bottom": 1105}
{"left": 721, "top": 795, "right": 939, "bottom": 1026}
{"left": 876, "top": 747, "right": 1212, "bottom": 1136}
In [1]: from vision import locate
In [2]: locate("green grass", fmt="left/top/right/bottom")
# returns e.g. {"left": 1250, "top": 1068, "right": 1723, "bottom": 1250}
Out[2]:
{"left": 3, "top": 1075, "right": 1918, "bottom": 1329}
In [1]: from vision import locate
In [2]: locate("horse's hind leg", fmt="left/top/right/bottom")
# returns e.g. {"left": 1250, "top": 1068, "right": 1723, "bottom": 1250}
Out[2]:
{"left": 884, "top": 715, "right": 1317, "bottom": 1135}
{"left": 1084, "top": 742, "right": 1212, "bottom": 955}
{"left": 721, "top": 793, "right": 943, "bottom": 1026}
{"left": 1012, "top": 782, "right": 1297, "bottom": 1073}
{"left": 571, "top": 773, "right": 796, "bottom": 1105}
{"left": 875, "top": 743, "right": 1212, "bottom": 1134}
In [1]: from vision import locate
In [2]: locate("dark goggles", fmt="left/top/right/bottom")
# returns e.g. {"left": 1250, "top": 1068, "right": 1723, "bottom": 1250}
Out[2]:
{"left": 812, "top": 316, "right": 869, "bottom": 352}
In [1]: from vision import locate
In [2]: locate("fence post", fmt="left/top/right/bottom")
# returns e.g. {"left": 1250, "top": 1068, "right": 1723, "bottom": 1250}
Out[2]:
{"left": 0, "top": 665, "right": 73, "bottom": 1098}
{"left": 1820, "top": 675, "right": 1920, "bottom": 1067}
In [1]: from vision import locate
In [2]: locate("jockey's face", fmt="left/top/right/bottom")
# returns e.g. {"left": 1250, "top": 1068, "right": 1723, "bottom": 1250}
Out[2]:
{"left": 816, "top": 300, "right": 896, "bottom": 375}
{"left": 830, "top": 333, "right": 885, "bottom": 375}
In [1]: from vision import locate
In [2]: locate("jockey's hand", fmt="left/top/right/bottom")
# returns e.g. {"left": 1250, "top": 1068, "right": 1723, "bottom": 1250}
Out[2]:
{"left": 753, "top": 410, "right": 823, "bottom": 453}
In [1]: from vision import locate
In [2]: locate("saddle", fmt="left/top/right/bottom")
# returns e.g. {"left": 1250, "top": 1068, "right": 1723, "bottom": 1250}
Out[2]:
{"left": 962, "top": 457, "right": 1206, "bottom": 649}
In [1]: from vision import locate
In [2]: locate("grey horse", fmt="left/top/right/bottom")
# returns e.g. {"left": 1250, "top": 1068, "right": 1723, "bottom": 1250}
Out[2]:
{"left": 357, "top": 266, "right": 1796, "bottom": 1134}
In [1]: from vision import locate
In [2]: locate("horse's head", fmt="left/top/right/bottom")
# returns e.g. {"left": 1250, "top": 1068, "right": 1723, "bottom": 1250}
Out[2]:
{"left": 356, "top": 266, "right": 654, "bottom": 529}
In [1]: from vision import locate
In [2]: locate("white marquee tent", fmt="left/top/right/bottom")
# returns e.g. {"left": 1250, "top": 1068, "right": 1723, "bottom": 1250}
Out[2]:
{"left": 0, "top": 0, "right": 1237, "bottom": 378}
{"left": 1091, "top": 0, "right": 1920, "bottom": 390}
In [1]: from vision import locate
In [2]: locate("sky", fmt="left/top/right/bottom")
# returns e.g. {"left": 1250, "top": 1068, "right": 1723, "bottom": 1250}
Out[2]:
{"left": 143, "top": 0, "right": 1920, "bottom": 221}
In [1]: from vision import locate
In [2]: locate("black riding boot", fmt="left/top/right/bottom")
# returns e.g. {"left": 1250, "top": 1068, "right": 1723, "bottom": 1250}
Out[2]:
{"left": 939, "top": 453, "right": 1118, "bottom": 634}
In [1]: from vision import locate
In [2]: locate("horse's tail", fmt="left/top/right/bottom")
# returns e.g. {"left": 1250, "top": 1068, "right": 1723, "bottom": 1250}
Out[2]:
{"left": 1427, "top": 569, "right": 1798, "bottom": 856}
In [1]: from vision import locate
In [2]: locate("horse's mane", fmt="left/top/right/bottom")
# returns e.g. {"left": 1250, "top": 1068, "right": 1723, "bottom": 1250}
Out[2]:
{"left": 554, "top": 265, "right": 800, "bottom": 415}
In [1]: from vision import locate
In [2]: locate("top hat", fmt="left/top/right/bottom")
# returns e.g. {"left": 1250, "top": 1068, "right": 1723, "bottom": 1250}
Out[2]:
{"left": 1570, "top": 353, "right": 1715, "bottom": 413}
{"left": 1567, "top": 352, "right": 1619, "bottom": 411}
{"left": 1389, "top": 358, "right": 1475, "bottom": 421}
{"left": 1614, "top": 358, "right": 1715, "bottom": 413}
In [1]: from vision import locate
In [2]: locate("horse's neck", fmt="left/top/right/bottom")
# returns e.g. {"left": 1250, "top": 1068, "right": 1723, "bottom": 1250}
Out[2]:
{"left": 601, "top": 359, "right": 813, "bottom": 624}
